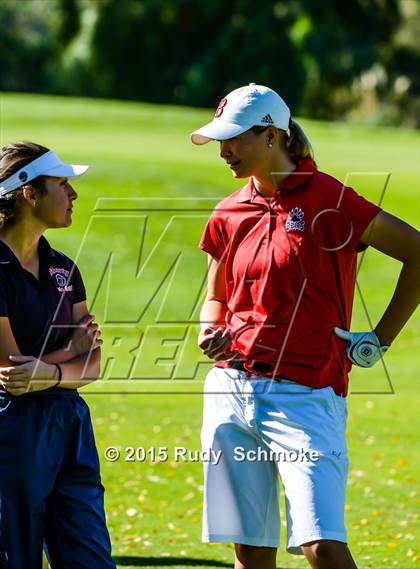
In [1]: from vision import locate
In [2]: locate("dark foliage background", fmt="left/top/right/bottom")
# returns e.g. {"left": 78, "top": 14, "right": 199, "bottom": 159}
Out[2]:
{"left": 0, "top": 0, "right": 418, "bottom": 125}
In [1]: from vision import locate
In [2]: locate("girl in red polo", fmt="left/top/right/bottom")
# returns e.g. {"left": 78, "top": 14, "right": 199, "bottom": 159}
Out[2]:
{"left": 191, "top": 84, "right": 419, "bottom": 569}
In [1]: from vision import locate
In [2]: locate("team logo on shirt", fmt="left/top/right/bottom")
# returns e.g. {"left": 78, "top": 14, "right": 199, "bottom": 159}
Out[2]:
{"left": 49, "top": 267, "right": 73, "bottom": 292}
{"left": 285, "top": 207, "right": 305, "bottom": 232}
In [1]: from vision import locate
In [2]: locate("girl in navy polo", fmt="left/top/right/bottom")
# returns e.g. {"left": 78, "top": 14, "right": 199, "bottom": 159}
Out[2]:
{"left": 192, "top": 84, "right": 419, "bottom": 569}
{"left": 0, "top": 141, "right": 115, "bottom": 569}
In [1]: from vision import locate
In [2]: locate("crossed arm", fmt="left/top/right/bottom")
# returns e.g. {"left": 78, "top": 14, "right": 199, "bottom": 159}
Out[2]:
{"left": 0, "top": 301, "right": 103, "bottom": 395}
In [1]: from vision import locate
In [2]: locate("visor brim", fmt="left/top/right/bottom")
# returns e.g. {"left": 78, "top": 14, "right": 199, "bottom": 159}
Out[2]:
{"left": 45, "top": 164, "right": 89, "bottom": 178}
{"left": 191, "top": 120, "right": 252, "bottom": 145}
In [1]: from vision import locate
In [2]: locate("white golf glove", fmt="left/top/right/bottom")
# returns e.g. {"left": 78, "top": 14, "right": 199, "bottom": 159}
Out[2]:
{"left": 334, "top": 327, "right": 390, "bottom": 368}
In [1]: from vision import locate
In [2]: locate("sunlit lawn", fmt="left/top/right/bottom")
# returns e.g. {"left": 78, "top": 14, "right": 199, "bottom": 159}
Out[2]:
{"left": 1, "top": 92, "right": 418, "bottom": 568}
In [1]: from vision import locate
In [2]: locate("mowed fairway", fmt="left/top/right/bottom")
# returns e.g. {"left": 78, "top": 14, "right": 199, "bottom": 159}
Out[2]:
{"left": 0, "top": 92, "right": 418, "bottom": 569}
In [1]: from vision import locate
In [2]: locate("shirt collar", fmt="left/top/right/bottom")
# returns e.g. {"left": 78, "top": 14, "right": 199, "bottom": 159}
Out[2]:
{"left": 0, "top": 235, "right": 56, "bottom": 265}
{"left": 0, "top": 239, "right": 18, "bottom": 264}
{"left": 38, "top": 235, "right": 56, "bottom": 259}
{"left": 235, "top": 158, "right": 317, "bottom": 203}
{"left": 235, "top": 182, "right": 255, "bottom": 203}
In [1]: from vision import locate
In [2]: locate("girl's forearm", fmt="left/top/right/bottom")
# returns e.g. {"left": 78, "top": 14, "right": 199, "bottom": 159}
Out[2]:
{"left": 58, "top": 347, "right": 101, "bottom": 389}
{"left": 41, "top": 343, "right": 75, "bottom": 365}
{"left": 375, "top": 260, "right": 420, "bottom": 345}
{"left": 200, "top": 299, "right": 228, "bottom": 332}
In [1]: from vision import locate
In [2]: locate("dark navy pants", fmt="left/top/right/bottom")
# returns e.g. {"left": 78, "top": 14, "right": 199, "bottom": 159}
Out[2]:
{"left": 0, "top": 389, "right": 116, "bottom": 569}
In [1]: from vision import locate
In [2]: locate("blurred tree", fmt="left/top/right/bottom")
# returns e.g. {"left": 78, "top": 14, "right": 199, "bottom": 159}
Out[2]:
{"left": 58, "top": 0, "right": 80, "bottom": 46}
{"left": 298, "top": 0, "right": 402, "bottom": 119}
{"left": 0, "top": 0, "right": 58, "bottom": 92}
{"left": 90, "top": 0, "right": 306, "bottom": 110}
{"left": 89, "top": 0, "right": 416, "bottom": 123}
{"left": 368, "top": 0, "right": 420, "bottom": 126}
{"left": 383, "top": 45, "right": 420, "bottom": 126}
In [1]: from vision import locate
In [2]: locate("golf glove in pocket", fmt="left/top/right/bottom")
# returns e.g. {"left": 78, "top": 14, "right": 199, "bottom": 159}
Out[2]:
{"left": 334, "top": 327, "right": 390, "bottom": 368}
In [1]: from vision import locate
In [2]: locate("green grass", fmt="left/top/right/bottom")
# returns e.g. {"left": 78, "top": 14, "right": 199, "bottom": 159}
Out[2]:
{"left": 0, "top": 92, "right": 419, "bottom": 569}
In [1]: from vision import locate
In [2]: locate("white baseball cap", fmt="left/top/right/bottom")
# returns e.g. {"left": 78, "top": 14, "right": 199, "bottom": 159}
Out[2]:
{"left": 0, "top": 150, "right": 89, "bottom": 197}
{"left": 191, "top": 83, "right": 291, "bottom": 145}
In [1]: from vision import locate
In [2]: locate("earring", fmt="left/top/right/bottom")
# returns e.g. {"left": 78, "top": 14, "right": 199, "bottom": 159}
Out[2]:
{"left": 267, "top": 142, "right": 273, "bottom": 148}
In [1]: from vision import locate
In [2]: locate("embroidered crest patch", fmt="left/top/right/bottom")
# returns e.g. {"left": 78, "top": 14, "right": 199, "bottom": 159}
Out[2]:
{"left": 285, "top": 207, "right": 305, "bottom": 232}
{"left": 49, "top": 267, "right": 73, "bottom": 292}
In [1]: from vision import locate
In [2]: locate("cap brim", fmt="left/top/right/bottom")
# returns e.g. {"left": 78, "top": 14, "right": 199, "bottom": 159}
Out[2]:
{"left": 45, "top": 164, "right": 89, "bottom": 178}
{"left": 191, "top": 120, "right": 251, "bottom": 145}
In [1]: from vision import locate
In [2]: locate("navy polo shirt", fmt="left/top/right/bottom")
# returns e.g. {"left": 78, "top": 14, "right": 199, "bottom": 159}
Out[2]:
{"left": 0, "top": 236, "right": 86, "bottom": 357}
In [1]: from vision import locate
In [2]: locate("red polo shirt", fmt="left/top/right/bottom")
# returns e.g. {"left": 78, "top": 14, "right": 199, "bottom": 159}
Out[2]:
{"left": 199, "top": 158, "right": 381, "bottom": 396}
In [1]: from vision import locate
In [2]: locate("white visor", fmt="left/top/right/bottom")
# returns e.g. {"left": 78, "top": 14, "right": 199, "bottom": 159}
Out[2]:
{"left": 0, "top": 150, "right": 89, "bottom": 197}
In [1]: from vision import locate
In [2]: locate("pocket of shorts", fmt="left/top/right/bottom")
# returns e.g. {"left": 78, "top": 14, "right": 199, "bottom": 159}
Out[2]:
{"left": 326, "top": 387, "right": 346, "bottom": 421}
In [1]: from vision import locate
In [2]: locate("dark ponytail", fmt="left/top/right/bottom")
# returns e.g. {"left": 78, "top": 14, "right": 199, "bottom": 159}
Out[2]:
{"left": 284, "top": 119, "right": 315, "bottom": 164}
{"left": 0, "top": 192, "right": 23, "bottom": 227}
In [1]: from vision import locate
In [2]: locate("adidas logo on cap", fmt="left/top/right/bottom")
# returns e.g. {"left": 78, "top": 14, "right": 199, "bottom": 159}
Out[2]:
{"left": 261, "top": 114, "right": 274, "bottom": 124}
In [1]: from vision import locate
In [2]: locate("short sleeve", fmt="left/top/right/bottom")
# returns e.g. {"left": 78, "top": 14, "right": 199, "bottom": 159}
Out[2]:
{"left": 71, "top": 264, "right": 87, "bottom": 304}
{"left": 311, "top": 182, "right": 382, "bottom": 254}
{"left": 339, "top": 187, "right": 382, "bottom": 252}
{"left": 199, "top": 212, "right": 230, "bottom": 261}
{"left": 0, "top": 273, "right": 10, "bottom": 317}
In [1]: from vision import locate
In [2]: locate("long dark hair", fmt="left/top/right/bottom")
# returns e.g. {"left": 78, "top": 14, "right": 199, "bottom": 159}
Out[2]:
{"left": 0, "top": 141, "right": 49, "bottom": 227}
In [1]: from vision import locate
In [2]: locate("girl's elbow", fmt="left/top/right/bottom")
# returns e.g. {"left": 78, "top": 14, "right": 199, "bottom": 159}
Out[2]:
{"left": 86, "top": 348, "right": 101, "bottom": 381}
{"left": 401, "top": 254, "right": 420, "bottom": 269}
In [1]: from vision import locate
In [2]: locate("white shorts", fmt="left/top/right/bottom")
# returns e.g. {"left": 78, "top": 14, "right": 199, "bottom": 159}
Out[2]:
{"left": 201, "top": 367, "right": 349, "bottom": 555}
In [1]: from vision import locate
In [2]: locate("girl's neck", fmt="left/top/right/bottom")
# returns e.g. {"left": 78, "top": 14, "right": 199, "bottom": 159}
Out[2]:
{"left": 0, "top": 220, "right": 45, "bottom": 264}
{"left": 253, "top": 154, "right": 297, "bottom": 198}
